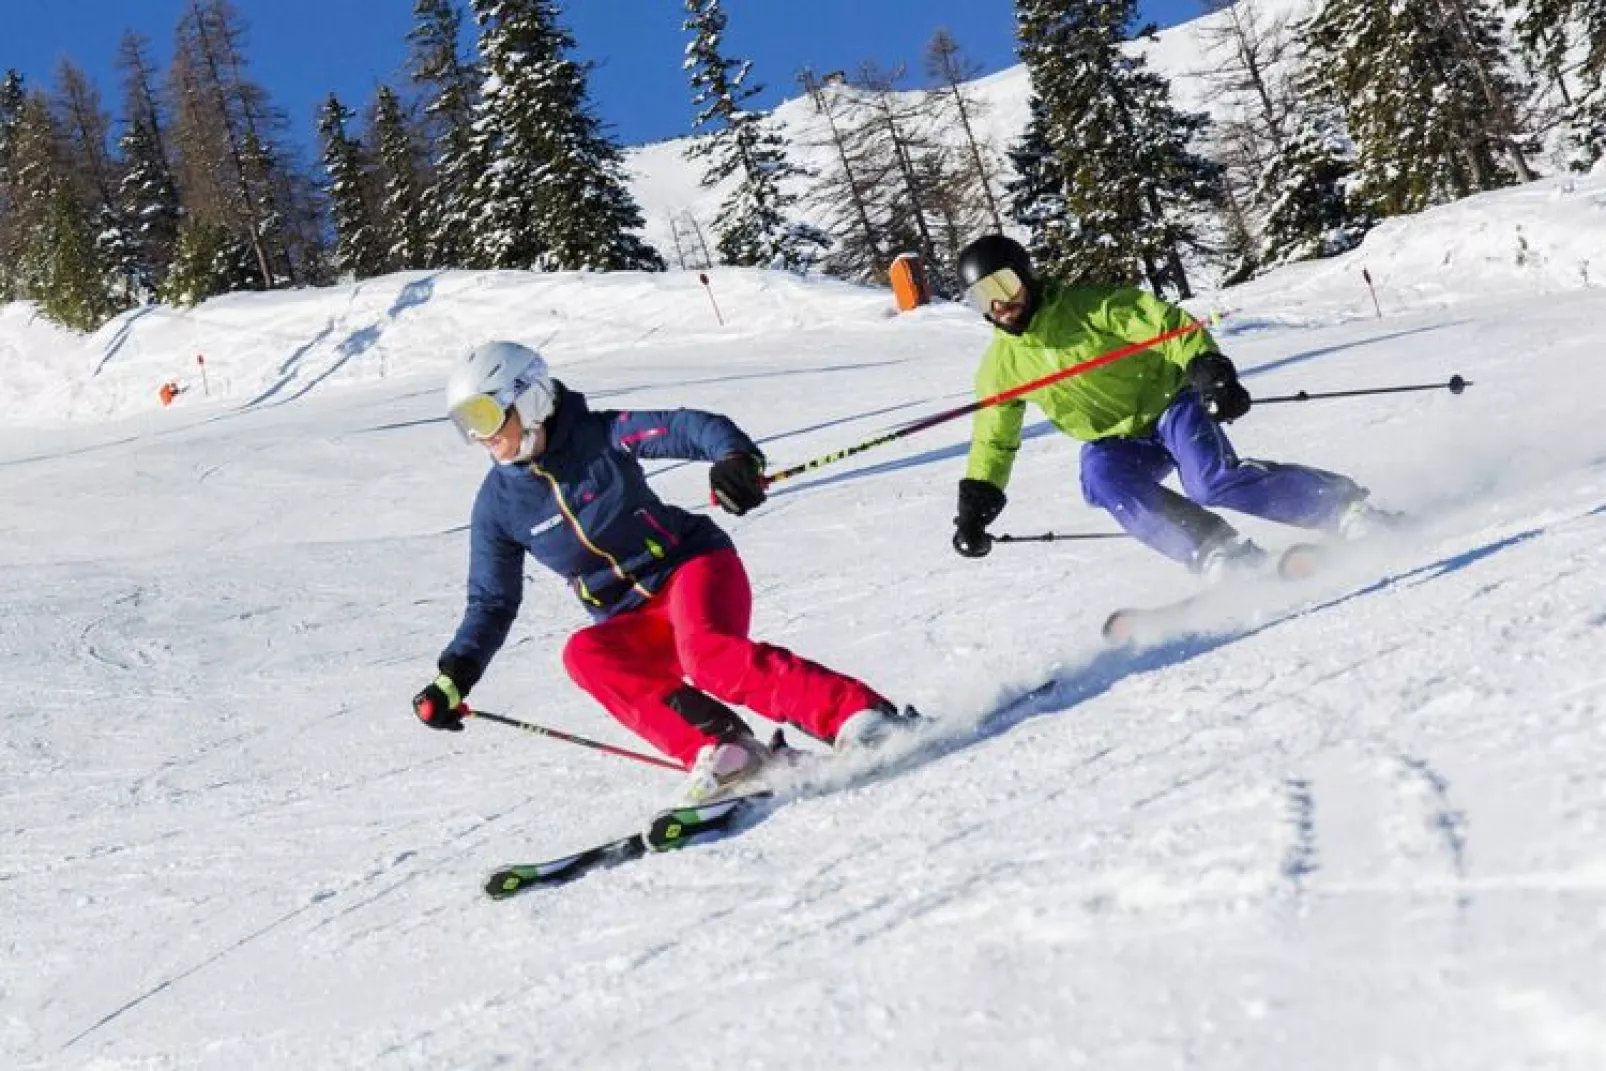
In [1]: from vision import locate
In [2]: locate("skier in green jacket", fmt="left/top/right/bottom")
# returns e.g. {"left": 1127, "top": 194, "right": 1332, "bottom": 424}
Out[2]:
{"left": 950, "top": 235, "right": 1391, "bottom": 578}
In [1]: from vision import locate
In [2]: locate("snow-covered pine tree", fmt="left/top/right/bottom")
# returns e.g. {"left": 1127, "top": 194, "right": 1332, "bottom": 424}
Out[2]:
{"left": 35, "top": 184, "right": 113, "bottom": 331}
{"left": 4, "top": 92, "right": 110, "bottom": 330}
{"left": 113, "top": 33, "right": 180, "bottom": 298}
{"left": 113, "top": 120, "right": 180, "bottom": 302}
{"left": 1012, "top": 0, "right": 1219, "bottom": 298}
{"left": 1256, "top": 104, "right": 1368, "bottom": 269}
{"left": 1005, "top": 94, "right": 1071, "bottom": 269}
{"left": 1508, "top": 0, "right": 1581, "bottom": 137}
{"left": 468, "top": 0, "right": 661, "bottom": 271}
{"left": 158, "top": 218, "right": 259, "bottom": 306}
{"left": 51, "top": 60, "right": 135, "bottom": 315}
{"left": 0, "top": 70, "right": 28, "bottom": 301}
{"left": 0, "top": 70, "right": 22, "bottom": 176}
{"left": 1302, "top": 0, "right": 1533, "bottom": 217}
{"left": 1563, "top": 2, "right": 1606, "bottom": 169}
{"left": 369, "top": 86, "right": 430, "bottom": 272}
{"left": 317, "top": 94, "right": 385, "bottom": 280}
{"left": 408, "top": 0, "right": 481, "bottom": 268}
{"left": 682, "top": 0, "right": 824, "bottom": 272}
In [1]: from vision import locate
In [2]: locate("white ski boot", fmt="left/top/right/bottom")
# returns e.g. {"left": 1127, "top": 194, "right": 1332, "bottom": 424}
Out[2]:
{"left": 1196, "top": 537, "right": 1270, "bottom": 584}
{"left": 677, "top": 736, "right": 772, "bottom": 806}
{"left": 1335, "top": 499, "right": 1404, "bottom": 542}
{"left": 834, "top": 702, "right": 922, "bottom": 754}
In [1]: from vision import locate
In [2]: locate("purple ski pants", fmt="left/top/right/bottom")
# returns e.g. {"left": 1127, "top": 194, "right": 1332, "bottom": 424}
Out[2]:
{"left": 1079, "top": 391, "right": 1362, "bottom": 567}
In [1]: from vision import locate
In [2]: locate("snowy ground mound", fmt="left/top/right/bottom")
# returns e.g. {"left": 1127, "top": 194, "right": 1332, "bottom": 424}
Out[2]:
{"left": 2, "top": 170, "right": 1605, "bottom": 1069}
{"left": 0, "top": 266, "right": 903, "bottom": 427}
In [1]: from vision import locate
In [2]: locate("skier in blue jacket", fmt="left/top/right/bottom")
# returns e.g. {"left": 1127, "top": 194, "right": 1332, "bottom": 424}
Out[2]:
{"left": 412, "top": 341, "right": 911, "bottom": 803}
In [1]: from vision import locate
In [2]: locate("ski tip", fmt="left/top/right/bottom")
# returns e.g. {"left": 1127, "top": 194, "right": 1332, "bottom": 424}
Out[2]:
{"left": 484, "top": 870, "right": 527, "bottom": 900}
{"left": 644, "top": 792, "right": 772, "bottom": 853}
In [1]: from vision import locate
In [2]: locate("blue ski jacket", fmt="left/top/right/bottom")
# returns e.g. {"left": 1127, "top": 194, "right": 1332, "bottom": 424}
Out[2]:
{"left": 440, "top": 384, "right": 760, "bottom": 688}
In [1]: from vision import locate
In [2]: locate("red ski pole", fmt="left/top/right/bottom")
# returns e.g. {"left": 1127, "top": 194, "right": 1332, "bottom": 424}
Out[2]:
{"left": 764, "top": 318, "right": 1209, "bottom": 488}
{"left": 467, "top": 707, "right": 683, "bottom": 771}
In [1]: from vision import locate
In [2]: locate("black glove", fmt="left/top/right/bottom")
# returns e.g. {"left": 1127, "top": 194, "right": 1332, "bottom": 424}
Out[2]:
{"left": 413, "top": 673, "right": 466, "bottom": 731}
{"left": 953, "top": 478, "right": 1006, "bottom": 558}
{"left": 1188, "top": 353, "right": 1251, "bottom": 422}
{"left": 710, "top": 453, "right": 767, "bottom": 516}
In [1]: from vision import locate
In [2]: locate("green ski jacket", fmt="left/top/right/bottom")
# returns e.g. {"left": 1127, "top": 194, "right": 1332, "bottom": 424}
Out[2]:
{"left": 965, "top": 280, "right": 1219, "bottom": 490}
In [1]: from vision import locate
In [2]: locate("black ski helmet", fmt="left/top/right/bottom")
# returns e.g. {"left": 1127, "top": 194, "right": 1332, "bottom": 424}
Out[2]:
{"left": 956, "top": 234, "right": 1040, "bottom": 333}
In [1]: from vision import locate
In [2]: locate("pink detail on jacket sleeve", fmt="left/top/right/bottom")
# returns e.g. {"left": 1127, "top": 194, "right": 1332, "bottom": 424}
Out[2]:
{"left": 617, "top": 426, "right": 668, "bottom": 451}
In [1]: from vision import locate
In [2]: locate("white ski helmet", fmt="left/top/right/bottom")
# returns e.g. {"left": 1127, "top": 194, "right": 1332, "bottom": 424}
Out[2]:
{"left": 445, "top": 341, "right": 556, "bottom": 462}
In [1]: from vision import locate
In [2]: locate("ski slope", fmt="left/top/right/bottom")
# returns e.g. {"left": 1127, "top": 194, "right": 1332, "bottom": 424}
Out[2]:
{"left": 3, "top": 175, "right": 1606, "bottom": 1069}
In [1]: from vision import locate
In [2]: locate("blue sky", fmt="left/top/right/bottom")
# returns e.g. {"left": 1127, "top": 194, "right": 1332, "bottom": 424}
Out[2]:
{"left": 5, "top": 0, "right": 1202, "bottom": 161}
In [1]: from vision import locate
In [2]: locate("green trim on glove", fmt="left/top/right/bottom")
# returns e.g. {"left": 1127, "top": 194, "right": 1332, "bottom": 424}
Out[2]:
{"left": 432, "top": 673, "right": 462, "bottom": 710}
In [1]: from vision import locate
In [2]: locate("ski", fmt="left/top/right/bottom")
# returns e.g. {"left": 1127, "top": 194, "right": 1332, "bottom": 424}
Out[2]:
{"left": 484, "top": 835, "right": 646, "bottom": 899}
{"left": 644, "top": 790, "right": 774, "bottom": 852}
{"left": 483, "top": 791, "right": 774, "bottom": 900}
{"left": 1101, "top": 542, "right": 1327, "bottom": 647}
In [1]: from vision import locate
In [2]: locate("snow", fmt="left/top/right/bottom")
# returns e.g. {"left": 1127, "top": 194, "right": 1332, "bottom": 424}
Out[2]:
{"left": 3, "top": 166, "right": 1605, "bottom": 1068}
{"left": 5, "top": 11, "right": 1606, "bottom": 1070}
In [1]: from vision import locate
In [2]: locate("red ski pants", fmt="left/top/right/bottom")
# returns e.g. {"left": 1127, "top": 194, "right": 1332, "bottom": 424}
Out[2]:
{"left": 561, "top": 549, "right": 886, "bottom": 766}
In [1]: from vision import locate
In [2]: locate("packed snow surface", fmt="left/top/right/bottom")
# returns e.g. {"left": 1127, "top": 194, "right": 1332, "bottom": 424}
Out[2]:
{"left": 4, "top": 182, "right": 1606, "bottom": 1068}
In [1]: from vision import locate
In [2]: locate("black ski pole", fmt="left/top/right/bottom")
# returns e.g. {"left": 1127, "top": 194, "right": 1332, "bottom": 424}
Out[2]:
{"left": 467, "top": 707, "right": 683, "bottom": 771}
{"left": 1257, "top": 374, "right": 1469, "bottom": 405}
{"left": 995, "top": 531, "right": 1128, "bottom": 544}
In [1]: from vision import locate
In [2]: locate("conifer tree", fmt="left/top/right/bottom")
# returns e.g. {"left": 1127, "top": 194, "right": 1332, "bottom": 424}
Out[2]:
{"left": 169, "top": 0, "right": 312, "bottom": 289}
{"left": 1256, "top": 105, "right": 1368, "bottom": 269}
{"left": 1005, "top": 95, "right": 1072, "bottom": 267}
{"left": 0, "top": 71, "right": 27, "bottom": 300}
{"left": 1508, "top": 0, "right": 1580, "bottom": 131}
{"left": 5, "top": 92, "right": 110, "bottom": 329}
{"left": 114, "top": 33, "right": 181, "bottom": 296}
{"left": 845, "top": 63, "right": 942, "bottom": 277}
{"left": 159, "top": 217, "right": 258, "bottom": 305}
{"left": 1012, "top": 0, "right": 1219, "bottom": 297}
{"left": 682, "top": 0, "right": 824, "bottom": 271}
{"left": 798, "top": 68, "right": 887, "bottom": 282}
{"left": 318, "top": 93, "right": 385, "bottom": 280}
{"left": 468, "top": 0, "right": 662, "bottom": 271}
{"left": 369, "top": 86, "right": 430, "bottom": 271}
{"left": 34, "top": 184, "right": 114, "bottom": 331}
{"left": 1303, "top": 0, "right": 1533, "bottom": 217}
{"left": 0, "top": 71, "right": 22, "bottom": 177}
{"left": 110, "top": 119, "right": 178, "bottom": 302}
{"left": 925, "top": 28, "right": 1007, "bottom": 235}
{"left": 51, "top": 60, "right": 136, "bottom": 312}
{"left": 408, "top": 0, "right": 481, "bottom": 267}
{"left": 1560, "top": 2, "right": 1606, "bottom": 169}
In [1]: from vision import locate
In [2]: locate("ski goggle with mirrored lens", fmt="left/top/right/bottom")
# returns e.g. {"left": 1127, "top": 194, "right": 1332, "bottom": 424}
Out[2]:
{"left": 963, "top": 267, "right": 1027, "bottom": 314}
{"left": 448, "top": 385, "right": 519, "bottom": 442}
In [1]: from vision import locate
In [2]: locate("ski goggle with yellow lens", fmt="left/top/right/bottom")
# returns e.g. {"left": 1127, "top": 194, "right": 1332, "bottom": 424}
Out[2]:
{"left": 448, "top": 384, "right": 519, "bottom": 442}
{"left": 963, "top": 267, "right": 1028, "bottom": 314}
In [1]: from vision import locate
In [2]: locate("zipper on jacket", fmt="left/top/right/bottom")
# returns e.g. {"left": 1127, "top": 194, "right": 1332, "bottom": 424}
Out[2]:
{"left": 529, "top": 462, "right": 654, "bottom": 602}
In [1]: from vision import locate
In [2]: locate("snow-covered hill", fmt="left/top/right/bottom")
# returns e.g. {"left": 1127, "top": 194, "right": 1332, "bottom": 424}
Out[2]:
{"left": 627, "top": 0, "right": 1321, "bottom": 266}
{"left": 3, "top": 142, "right": 1606, "bottom": 1068}
{"left": 5, "top": 168, "right": 1606, "bottom": 426}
